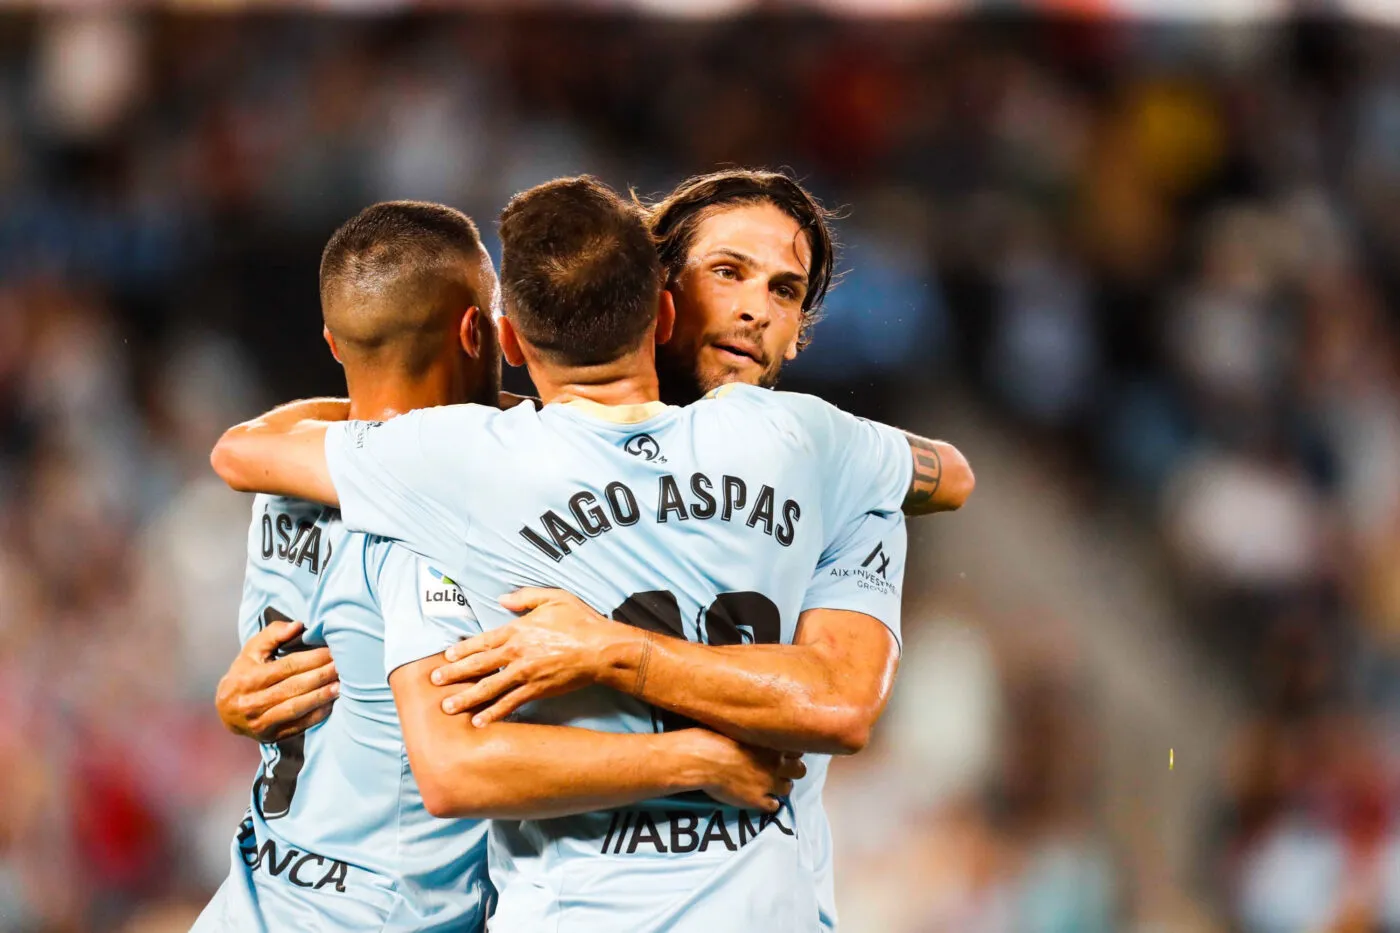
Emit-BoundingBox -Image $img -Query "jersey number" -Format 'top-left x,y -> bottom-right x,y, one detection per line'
252,607 -> 315,820
610,590 -> 780,734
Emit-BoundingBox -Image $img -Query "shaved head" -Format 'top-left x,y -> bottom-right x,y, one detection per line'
319,201 -> 496,380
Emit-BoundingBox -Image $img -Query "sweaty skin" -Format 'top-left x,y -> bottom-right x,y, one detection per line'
438,591 -> 898,755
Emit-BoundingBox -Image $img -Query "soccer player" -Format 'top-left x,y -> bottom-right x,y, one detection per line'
216,169 -> 974,930
208,176 -> 947,932
194,201 -> 803,933
428,169 -> 973,931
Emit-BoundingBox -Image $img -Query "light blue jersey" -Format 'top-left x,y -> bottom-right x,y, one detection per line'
322,385 -> 912,933
796,509 -> 908,932
192,495 -> 491,933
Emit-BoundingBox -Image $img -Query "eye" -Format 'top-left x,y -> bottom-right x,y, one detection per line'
713,265 -> 738,280
774,284 -> 798,301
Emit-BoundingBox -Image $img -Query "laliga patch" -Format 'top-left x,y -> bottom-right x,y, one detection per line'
419,562 -> 472,618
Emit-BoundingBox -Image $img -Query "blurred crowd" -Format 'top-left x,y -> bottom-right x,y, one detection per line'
4,10 -> 1400,932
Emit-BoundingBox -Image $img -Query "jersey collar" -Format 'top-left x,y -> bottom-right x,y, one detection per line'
558,398 -> 671,425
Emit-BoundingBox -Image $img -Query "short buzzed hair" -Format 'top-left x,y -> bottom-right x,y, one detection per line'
498,176 -> 661,366
646,169 -> 836,350
319,201 -> 488,375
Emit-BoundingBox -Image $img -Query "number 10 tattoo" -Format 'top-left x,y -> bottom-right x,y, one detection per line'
902,434 -> 943,514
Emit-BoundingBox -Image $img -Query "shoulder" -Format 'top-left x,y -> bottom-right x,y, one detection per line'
338,403 -> 501,447
417,401 -> 531,444
698,385 -> 833,446
703,384 -> 830,419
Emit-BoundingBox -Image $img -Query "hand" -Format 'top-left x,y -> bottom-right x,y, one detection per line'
430,588 -> 636,725
685,731 -> 806,813
216,621 -> 340,743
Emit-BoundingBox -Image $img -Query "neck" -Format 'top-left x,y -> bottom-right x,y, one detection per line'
526,342 -> 661,408
343,363 -> 471,421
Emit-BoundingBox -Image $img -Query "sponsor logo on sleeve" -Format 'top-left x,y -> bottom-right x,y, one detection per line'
825,540 -> 898,596
419,562 -> 472,618
862,542 -> 891,579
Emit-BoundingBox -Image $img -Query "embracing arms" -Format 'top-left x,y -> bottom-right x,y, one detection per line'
209,399 -> 972,520
390,655 -> 802,820
433,594 -> 898,757
210,398 -> 345,503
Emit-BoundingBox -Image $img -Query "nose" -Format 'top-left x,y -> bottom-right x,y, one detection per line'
734,279 -> 771,327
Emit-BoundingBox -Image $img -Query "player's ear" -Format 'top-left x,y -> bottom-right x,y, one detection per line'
655,289 -> 676,346
497,315 -> 526,368
323,326 -> 343,365
460,306 -> 484,359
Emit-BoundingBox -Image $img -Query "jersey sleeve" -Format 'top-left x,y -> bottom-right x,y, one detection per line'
768,390 -> 913,521
323,406 -> 484,560
802,510 -> 908,649
371,540 -> 484,679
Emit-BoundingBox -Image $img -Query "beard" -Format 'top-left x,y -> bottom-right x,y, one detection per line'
657,339 -> 782,406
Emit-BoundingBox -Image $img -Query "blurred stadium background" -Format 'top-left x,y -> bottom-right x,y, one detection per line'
5,2 -> 1400,931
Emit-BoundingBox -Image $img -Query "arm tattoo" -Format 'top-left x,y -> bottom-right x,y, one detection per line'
903,433 -> 943,515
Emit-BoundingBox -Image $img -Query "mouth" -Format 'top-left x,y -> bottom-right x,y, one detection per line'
711,340 -> 764,368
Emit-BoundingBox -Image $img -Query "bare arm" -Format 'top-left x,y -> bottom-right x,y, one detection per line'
390,655 -> 802,820
610,607 -> 898,755
432,592 -> 899,756
209,398 -> 347,503
901,431 -> 974,515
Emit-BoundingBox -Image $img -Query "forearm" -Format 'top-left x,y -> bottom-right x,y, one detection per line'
210,399 -> 345,501
901,431 -> 974,515
600,635 -> 869,755
413,722 -> 710,820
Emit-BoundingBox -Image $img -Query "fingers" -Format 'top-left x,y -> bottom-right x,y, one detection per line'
469,680 -> 550,727
776,755 -> 807,781
243,620 -> 305,661
433,647 -> 509,688
263,672 -> 341,728
264,704 -> 335,743
263,663 -> 340,712
498,587 -> 562,613
441,665 -> 526,715
443,629 -> 509,663
253,647 -> 334,690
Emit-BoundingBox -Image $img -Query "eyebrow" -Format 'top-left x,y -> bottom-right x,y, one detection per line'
706,248 -> 809,293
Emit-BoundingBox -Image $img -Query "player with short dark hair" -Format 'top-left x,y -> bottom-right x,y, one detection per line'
194,198 -> 797,933
208,174 -> 930,931
318,200 -> 501,388
428,169 -> 969,932
498,175 -> 663,365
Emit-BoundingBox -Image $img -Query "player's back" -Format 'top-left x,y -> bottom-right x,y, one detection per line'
193,495 -> 489,933
325,385 -> 912,933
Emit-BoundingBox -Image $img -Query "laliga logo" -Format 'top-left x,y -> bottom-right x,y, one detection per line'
624,433 -> 662,462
